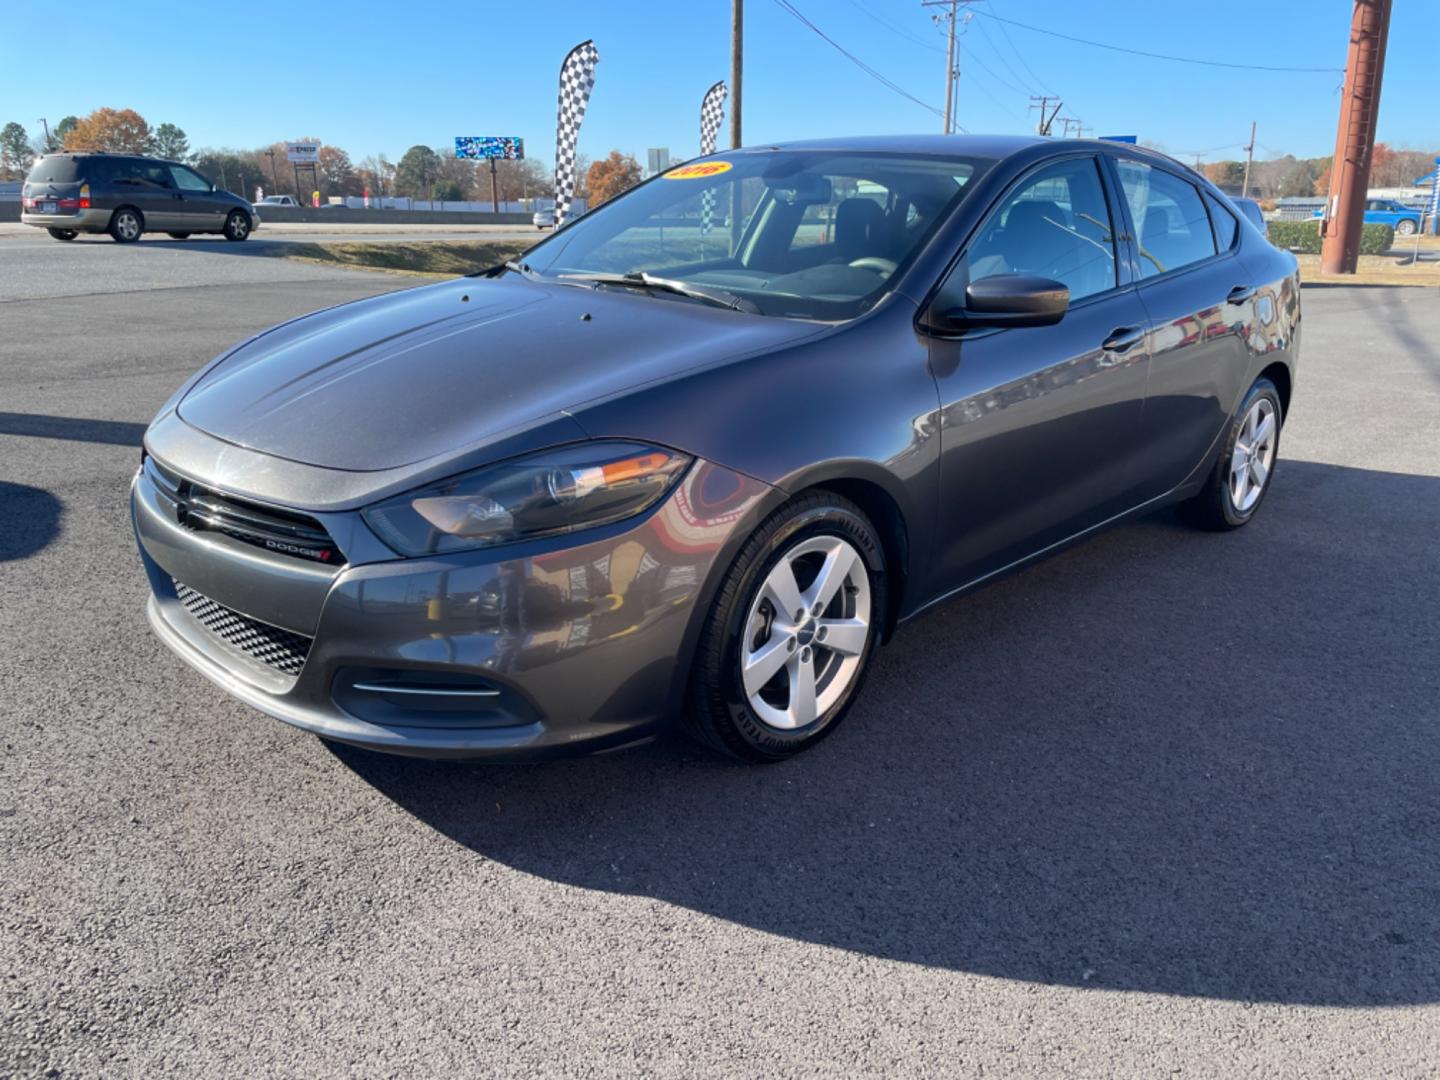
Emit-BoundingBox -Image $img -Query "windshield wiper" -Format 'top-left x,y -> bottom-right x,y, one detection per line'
557,271 -> 760,314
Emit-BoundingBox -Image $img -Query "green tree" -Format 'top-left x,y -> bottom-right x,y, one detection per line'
395,144 -> 440,198
191,149 -> 265,198
316,145 -> 355,192
0,122 -> 31,177
151,123 -> 190,161
53,116 -> 78,147
432,180 -> 463,202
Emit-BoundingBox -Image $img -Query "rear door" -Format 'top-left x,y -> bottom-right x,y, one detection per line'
1108,155 -> 1257,499
168,164 -> 229,232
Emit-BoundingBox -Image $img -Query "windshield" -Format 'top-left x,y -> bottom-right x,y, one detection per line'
522,150 -> 988,319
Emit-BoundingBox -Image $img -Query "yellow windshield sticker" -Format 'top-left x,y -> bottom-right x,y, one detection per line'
664,161 -> 733,180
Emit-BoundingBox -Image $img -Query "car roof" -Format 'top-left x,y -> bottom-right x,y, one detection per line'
733,134 -> 1197,171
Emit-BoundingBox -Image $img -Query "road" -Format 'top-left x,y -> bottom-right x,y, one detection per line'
1,240 -> 1438,1077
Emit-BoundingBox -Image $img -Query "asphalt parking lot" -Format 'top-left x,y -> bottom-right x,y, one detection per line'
1,239 -> 1438,1077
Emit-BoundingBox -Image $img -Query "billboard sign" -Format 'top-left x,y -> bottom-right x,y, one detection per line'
285,141 -> 320,164
455,136 -> 524,160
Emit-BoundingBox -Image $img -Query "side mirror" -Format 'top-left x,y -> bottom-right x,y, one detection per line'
926,273 -> 1070,333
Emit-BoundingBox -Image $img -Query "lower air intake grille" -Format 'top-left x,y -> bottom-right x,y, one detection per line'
173,580 -> 313,676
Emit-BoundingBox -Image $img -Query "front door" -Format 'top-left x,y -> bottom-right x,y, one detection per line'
929,154 -> 1152,593
168,164 -> 229,233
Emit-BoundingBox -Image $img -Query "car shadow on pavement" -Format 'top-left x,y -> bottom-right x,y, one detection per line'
0,482 -> 62,561
332,459 -> 1440,1006
0,412 -> 146,447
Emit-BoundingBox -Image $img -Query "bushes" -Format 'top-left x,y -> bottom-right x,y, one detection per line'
1266,218 -> 1395,254
1359,222 -> 1396,254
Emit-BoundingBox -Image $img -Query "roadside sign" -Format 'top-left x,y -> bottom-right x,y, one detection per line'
455,136 -> 524,160
286,141 -> 320,164
1099,135 -> 1138,144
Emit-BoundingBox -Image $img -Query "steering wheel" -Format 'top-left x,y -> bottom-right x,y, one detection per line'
848,257 -> 898,276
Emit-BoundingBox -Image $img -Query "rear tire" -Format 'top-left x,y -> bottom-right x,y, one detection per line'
166,231 -> 191,240
223,211 -> 251,242
47,228 -> 78,241
1179,377 -> 1282,531
1396,218 -> 1418,237
685,492 -> 887,762
109,208 -> 143,243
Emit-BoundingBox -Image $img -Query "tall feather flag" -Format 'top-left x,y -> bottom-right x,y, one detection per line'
554,40 -> 600,227
699,80 -> 728,235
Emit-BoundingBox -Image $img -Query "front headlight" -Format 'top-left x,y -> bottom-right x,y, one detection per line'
362,442 -> 692,556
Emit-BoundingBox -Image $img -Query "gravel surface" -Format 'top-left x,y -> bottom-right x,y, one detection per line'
1,258 -> 1437,1077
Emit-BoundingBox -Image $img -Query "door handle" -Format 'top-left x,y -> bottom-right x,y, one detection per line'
1101,326 -> 1145,353
1227,284 -> 1256,304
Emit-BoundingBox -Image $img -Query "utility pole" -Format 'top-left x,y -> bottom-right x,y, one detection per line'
1321,0 -> 1393,275
1242,121 -> 1257,198
730,0 -> 743,149
924,1 -> 958,135
264,148 -> 279,195
37,118 -> 52,152
1058,116 -> 1082,138
1028,95 -> 1062,136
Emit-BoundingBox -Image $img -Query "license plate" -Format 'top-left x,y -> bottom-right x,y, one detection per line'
41,201 -> 57,214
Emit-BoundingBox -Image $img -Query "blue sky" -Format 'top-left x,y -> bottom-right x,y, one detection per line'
3,1 -> 1436,169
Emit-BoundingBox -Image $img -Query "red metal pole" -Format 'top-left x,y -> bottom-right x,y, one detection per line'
1320,0 -> 1393,275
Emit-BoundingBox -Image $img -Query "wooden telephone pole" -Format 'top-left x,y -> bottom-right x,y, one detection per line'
730,0 -> 743,149
1320,0 -> 1393,275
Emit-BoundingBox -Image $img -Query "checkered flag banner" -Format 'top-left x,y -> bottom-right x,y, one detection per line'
699,80 -> 728,235
554,39 -> 600,228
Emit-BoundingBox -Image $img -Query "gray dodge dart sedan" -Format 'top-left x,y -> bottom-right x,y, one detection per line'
132,135 -> 1300,762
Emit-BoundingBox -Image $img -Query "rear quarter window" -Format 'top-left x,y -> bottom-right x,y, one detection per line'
25,156 -> 86,184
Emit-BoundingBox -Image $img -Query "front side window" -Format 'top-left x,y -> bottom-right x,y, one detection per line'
1117,160 -> 1216,279
170,165 -> 211,192
522,151 -> 988,319
961,156 -> 1118,302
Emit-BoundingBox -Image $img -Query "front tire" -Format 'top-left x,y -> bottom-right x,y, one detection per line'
47,228 -> 78,241
223,211 -> 251,242
109,208 -> 143,243
1180,377 -> 1282,531
1396,218 -> 1418,237
685,493 -> 887,762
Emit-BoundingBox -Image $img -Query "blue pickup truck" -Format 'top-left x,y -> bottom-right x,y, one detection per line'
1313,198 -> 1422,236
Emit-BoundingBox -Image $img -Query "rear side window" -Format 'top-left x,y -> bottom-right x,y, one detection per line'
1204,193 -> 1239,251
25,156 -> 85,184
112,158 -> 175,189
1115,160 -> 1216,279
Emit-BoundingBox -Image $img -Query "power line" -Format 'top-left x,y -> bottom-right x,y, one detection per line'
842,0 -> 945,53
968,15 -> 1036,95
974,9 -> 1345,74
771,0 -> 948,121
989,2 -> 1054,95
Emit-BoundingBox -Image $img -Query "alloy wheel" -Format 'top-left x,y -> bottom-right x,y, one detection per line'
741,535 -> 871,730
1229,396 -> 1277,513
115,212 -> 139,241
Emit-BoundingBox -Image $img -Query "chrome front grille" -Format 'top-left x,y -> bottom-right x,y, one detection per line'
146,457 -> 344,566
173,580 -> 313,676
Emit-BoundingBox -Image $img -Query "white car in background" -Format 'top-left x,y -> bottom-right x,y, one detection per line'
254,195 -> 300,210
533,208 -> 555,230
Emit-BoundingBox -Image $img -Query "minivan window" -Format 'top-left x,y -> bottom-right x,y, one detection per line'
963,156 -> 1118,302
25,156 -> 85,184
170,165 -> 212,192
113,159 -> 174,189
1116,160 -> 1216,279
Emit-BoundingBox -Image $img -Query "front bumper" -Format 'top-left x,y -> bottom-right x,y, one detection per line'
131,448 -> 770,759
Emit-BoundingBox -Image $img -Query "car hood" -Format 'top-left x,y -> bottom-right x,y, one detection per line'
177,275 -> 824,471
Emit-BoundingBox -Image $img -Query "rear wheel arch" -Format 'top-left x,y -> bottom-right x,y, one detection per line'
1259,361 -> 1292,422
